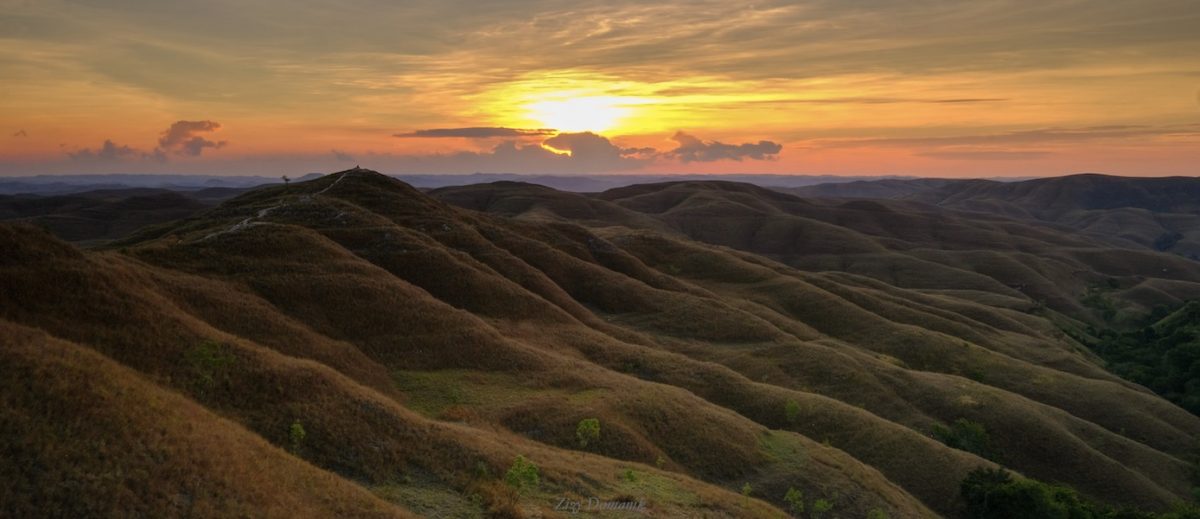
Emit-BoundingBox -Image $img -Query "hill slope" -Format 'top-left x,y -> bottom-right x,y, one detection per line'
4,168 -> 1200,517
0,188 -> 240,244
784,174 -> 1200,260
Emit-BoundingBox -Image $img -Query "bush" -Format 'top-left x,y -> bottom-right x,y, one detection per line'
504,455 -> 539,494
933,418 -> 996,460
186,340 -> 234,393
576,418 -> 600,448
783,487 -> 804,516
961,467 -> 1102,519
811,498 -> 833,518
784,399 -> 801,424
963,466 -> 1200,518
288,420 -> 306,453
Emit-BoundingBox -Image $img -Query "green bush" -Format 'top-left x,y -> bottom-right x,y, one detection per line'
288,420 -> 306,453
867,508 -> 889,519
811,498 -> 833,518
784,399 -> 801,424
953,467 -> 1200,519
576,418 -> 600,448
186,340 -> 234,393
623,468 -> 637,482
504,455 -> 539,494
783,487 -> 804,516
933,418 -> 996,461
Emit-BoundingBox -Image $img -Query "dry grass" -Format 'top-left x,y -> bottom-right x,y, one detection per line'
5,169 -> 1200,518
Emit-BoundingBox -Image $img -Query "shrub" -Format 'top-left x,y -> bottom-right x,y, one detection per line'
576,418 -> 600,448
288,420 -> 306,453
783,487 -> 804,516
623,468 -> 637,482
504,455 -> 539,494
784,399 -> 801,424
933,418 -> 996,460
186,339 -> 234,393
811,498 -> 833,518
741,482 -> 752,496
960,467 -> 1104,519
867,508 -> 888,519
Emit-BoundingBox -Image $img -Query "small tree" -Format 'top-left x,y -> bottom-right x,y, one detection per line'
783,487 -> 804,516
576,418 -> 601,448
504,455 -> 539,495
741,482 -> 753,496
281,175 -> 291,186
784,399 -> 801,425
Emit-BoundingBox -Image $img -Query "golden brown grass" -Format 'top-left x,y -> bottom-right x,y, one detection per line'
5,169 -> 1200,518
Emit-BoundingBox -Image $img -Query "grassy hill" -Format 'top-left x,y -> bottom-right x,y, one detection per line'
4,168 -> 1200,517
784,174 -> 1200,261
0,188 -> 240,244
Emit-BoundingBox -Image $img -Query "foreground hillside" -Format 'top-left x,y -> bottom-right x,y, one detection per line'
4,168 -> 1200,517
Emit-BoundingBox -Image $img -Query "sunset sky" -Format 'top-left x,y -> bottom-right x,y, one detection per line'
1,0 -> 1198,177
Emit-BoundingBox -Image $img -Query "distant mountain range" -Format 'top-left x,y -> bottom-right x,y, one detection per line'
0,172 -> 930,196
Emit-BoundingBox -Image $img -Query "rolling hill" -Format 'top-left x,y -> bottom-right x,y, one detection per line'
0,188 -> 242,244
785,174 -> 1200,261
4,168 -> 1200,518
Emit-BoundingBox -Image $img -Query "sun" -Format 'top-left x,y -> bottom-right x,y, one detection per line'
524,96 -> 633,133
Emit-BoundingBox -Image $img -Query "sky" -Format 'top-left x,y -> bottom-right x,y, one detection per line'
1,0 -> 1198,178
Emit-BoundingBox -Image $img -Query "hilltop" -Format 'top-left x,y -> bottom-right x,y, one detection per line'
3,168 -> 1200,517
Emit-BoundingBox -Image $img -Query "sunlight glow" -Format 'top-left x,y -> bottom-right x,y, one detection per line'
525,96 -> 632,133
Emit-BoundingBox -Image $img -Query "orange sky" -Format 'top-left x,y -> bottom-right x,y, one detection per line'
1,0 -> 1198,177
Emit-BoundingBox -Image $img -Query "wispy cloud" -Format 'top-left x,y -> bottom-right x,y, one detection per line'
331,149 -> 354,161
12,129 -> 27,137
917,150 -> 1055,161
820,124 -> 1200,149
394,127 -> 557,138
665,132 -> 782,162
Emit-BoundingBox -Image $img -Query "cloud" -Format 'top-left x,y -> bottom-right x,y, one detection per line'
544,131 -> 653,158
394,127 -> 557,138
666,132 -> 782,162
13,129 -> 27,137
739,97 -> 1009,106
157,120 -> 226,156
68,139 -> 140,159
331,149 -> 354,161
917,150 -> 1055,161
821,124 -> 1200,149
381,132 -> 651,174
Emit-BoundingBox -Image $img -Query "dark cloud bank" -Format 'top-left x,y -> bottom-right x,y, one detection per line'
394,128 -> 783,172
